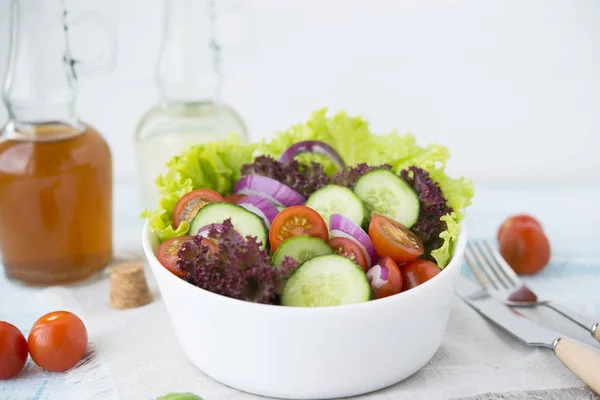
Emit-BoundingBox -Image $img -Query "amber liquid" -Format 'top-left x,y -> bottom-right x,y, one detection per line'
0,123 -> 112,285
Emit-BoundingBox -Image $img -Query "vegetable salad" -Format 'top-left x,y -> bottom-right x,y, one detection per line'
143,109 -> 474,307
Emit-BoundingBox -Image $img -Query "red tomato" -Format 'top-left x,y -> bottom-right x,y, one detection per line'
328,237 -> 369,271
269,206 -> 328,251
400,259 -> 441,291
224,193 -> 246,204
368,257 -> 403,299
0,321 -> 28,380
497,214 -> 542,241
498,220 -> 550,275
28,311 -> 87,373
172,189 -> 224,228
368,215 -> 424,263
200,238 -> 218,253
157,236 -> 193,278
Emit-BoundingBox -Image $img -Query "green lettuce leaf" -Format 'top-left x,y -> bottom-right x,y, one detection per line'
430,212 -> 462,268
141,135 -> 257,242
142,108 -> 474,266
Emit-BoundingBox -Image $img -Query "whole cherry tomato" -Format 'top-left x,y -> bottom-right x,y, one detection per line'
498,219 -> 550,275
400,259 -> 441,291
367,257 -> 403,299
28,311 -> 88,372
497,214 -> 542,242
0,321 -> 28,380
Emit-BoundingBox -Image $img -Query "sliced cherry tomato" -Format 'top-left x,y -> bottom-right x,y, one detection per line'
498,220 -> 550,275
368,215 -> 424,263
28,311 -> 87,373
224,193 -> 246,204
328,237 -> 368,271
368,257 -> 403,299
157,236 -> 193,278
497,214 -> 542,242
269,206 -> 328,251
0,321 -> 28,380
200,238 -> 218,253
172,189 -> 224,228
400,259 -> 441,291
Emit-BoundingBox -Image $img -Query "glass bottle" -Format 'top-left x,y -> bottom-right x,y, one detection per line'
0,0 -> 114,285
134,0 -> 248,208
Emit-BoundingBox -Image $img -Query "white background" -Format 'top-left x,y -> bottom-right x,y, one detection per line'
1,0 -> 599,183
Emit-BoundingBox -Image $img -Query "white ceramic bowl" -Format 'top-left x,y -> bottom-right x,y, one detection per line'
142,222 -> 466,399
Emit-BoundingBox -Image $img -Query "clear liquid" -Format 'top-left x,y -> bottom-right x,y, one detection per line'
134,101 -> 248,208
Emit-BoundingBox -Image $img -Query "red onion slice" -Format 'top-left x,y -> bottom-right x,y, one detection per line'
278,140 -> 345,171
234,175 -> 305,207
236,195 -> 279,228
367,264 -> 389,290
329,214 -> 377,267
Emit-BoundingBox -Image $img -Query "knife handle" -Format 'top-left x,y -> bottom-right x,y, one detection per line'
544,303 -> 600,343
554,338 -> 600,394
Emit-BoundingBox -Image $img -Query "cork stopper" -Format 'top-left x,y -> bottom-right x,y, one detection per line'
110,262 -> 153,309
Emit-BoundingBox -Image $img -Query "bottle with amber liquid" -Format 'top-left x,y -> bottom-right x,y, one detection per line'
0,0 -> 114,285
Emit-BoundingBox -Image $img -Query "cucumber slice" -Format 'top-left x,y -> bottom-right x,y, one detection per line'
281,254 -> 371,307
353,169 -> 420,228
272,236 -> 333,266
275,205 -> 286,212
190,202 -> 269,250
305,185 -> 365,228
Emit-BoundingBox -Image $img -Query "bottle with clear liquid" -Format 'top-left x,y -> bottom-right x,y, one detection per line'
0,0 -> 114,285
135,0 -> 248,208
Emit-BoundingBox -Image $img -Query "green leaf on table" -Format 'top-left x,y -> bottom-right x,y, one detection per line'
155,392 -> 203,400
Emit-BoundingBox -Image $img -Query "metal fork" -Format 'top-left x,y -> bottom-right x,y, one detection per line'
465,240 -> 600,344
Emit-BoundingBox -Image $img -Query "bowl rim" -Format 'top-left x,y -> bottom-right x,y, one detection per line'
142,220 -> 466,313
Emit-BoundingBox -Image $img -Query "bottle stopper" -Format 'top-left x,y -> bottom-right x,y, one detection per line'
109,262 -> 153,309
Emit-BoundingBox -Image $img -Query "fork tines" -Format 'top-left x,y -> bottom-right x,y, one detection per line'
465,240 -> 521,291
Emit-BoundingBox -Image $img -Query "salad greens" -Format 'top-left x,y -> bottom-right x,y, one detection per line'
332,163 -> 392,189
143,108 -> 474,268
240,155 -> 330,198
178,219 -> 297,304
401,166 -> 452,257
141,136 -> 255,240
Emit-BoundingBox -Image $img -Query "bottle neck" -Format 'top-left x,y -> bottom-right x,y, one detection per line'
2,0 -> 79,129
157,0 -> 222,104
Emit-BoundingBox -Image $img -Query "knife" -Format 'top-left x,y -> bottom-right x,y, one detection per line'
456,278 -> 600,394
